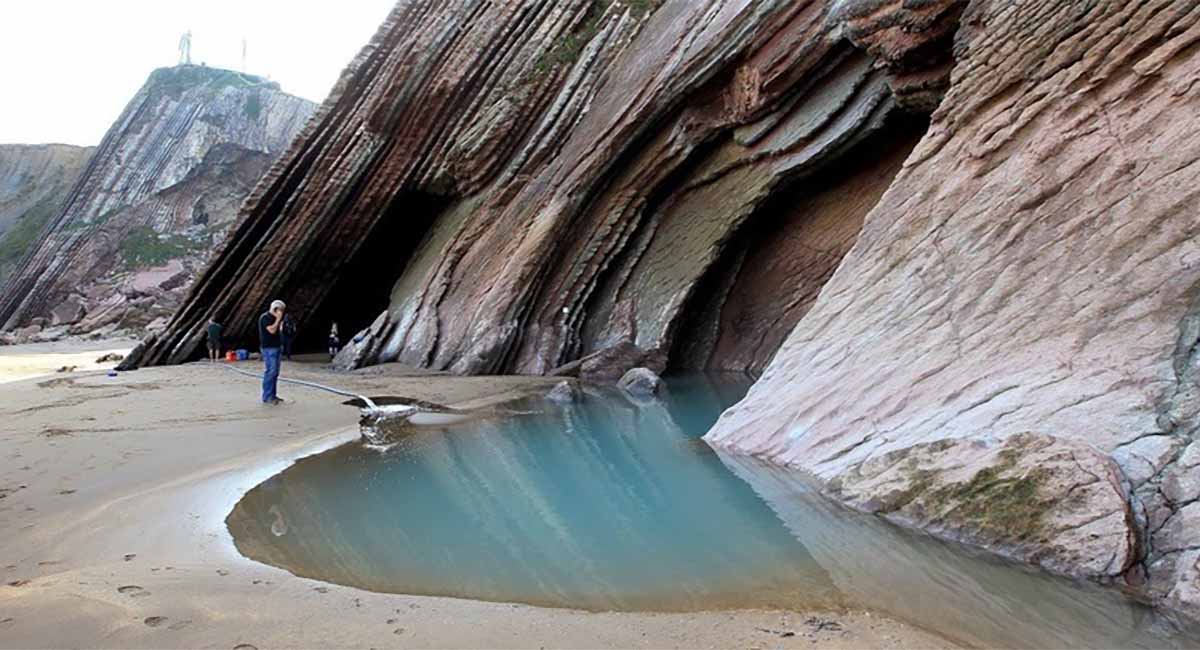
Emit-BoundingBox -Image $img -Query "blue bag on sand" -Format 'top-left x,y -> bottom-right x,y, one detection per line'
236,349 -> 249,361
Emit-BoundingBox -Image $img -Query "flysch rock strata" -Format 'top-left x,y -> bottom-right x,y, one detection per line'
0,66 -> 315,340
133,0 -> 956,377
0,144 -> 93,285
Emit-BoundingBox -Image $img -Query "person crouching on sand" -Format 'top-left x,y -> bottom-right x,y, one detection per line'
206,317 -> 223,362
260,300 -> 286,405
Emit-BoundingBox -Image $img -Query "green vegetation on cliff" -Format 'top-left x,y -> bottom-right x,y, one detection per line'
148,65 -> 280,101
119,225 -> 205,268
884,448 -> 1054,544
244,92 -> 264,121
0,196 -> 59,284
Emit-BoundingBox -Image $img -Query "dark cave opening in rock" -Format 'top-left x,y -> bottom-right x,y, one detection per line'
293,192 -> 450,354
668,113 -> 930,374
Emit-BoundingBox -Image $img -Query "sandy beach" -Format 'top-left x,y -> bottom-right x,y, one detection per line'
0,340 -> 955,649
0,338 -> 140,385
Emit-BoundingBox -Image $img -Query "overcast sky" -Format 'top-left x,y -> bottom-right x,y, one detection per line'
0,0 -> 398,146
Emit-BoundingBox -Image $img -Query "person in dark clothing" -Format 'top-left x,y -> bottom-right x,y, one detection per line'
206,318 -> 223,362
281,314 -> 297,360
259,300 -> 286,405
328,322 -> 341,361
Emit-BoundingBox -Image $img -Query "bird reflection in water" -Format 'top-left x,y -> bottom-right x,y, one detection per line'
268,504 -> 288,537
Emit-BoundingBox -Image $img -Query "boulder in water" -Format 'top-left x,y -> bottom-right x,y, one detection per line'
546,380 -> 581,404
618,368 -> 662,398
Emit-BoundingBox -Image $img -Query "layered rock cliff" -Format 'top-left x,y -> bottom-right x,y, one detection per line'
0,66 -> 315,339
707,0 -> 1200,620
0,144 -> 93,284
132,0 -> 952,375
127,0 -> 1200,619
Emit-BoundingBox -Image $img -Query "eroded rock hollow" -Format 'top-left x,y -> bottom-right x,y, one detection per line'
128,0 -> 1200,618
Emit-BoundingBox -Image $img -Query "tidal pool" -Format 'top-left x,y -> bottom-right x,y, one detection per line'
228,375 -> 1198,648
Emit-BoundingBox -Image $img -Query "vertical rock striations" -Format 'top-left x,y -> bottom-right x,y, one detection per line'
0,66 -> 314,338
0,144 -> 93,284
132,0 -> 939,377
707,0 -> 1200,619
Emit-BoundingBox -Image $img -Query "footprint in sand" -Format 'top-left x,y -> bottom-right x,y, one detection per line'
6,580 -> 30,587
123,554 -> 136,562
57,489 -> 76,496
168,620 -> 192,631
144,616 -> 168,628
0,617 -> 13,629
117,585 -> 150,598
233,645 -> 258,650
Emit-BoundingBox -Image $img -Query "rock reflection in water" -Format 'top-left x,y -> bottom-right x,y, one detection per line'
717,454 -> 1198,649
228,375 -> 841,612
228,374 -> 1200,648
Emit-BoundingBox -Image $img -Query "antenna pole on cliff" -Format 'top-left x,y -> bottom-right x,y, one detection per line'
179,30 -> 193,65
241,38 -> 247,73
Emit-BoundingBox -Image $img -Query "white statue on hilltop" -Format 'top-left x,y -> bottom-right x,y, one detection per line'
179,30 -> 193,65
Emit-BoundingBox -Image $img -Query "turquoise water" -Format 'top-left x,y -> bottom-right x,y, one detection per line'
228,375 -> 1198,648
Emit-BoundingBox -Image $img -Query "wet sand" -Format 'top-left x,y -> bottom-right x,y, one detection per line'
0,341 -> 956,649
0,337 -> 139,385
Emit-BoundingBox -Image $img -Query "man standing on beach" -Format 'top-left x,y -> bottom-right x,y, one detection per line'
206,318 -> 223,362
259,300 -> 286,405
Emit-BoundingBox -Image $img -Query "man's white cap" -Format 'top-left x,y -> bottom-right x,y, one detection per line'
270,300 -> 286,311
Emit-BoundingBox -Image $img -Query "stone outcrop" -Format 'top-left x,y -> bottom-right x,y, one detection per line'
0,65 -> 315,339
129,0 -> 934,374
0,144 -> 93,284
618,367 -> 663,398
718,453 -> 1195,649
825,433 -> 1139,579
546,380 -> 583,405
707,0 -> 1200,620
123,0 -> 1200,619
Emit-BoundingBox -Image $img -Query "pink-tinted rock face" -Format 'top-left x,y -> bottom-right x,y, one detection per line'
707,0 -> 1200,618
126,0 -> 1200,619
0,66 -> 314,336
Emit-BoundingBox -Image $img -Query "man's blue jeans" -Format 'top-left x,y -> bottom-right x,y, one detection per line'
261,347 -> 281,403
